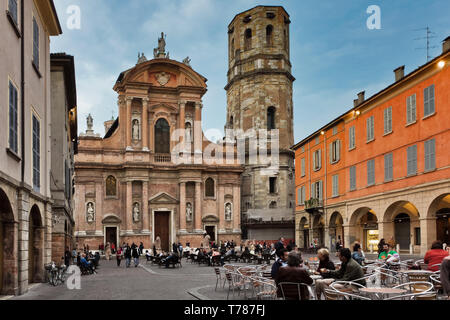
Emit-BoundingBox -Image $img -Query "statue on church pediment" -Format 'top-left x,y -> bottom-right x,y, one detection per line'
154,32 -> 168,58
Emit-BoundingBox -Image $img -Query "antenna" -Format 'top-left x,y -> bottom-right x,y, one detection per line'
414,26 -> 438,62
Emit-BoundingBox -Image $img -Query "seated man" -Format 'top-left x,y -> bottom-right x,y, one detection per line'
162,251 -> 179,268
315,248 -> 365,300
80,253 -> 96,274
271,248 -> 289,279
145,250 -> 152,261
276,252 -> 314,300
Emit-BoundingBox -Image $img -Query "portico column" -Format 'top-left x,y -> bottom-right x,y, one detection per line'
126,181 -> 133,233
142,98 -> 149,151
195,182 -> 202,232
194,102 -> 202,164
179,101 -> 186,146
142,181 -> 150,234
233,184 -> 240,233
126,97 -> 133,150
179,182 -> 187,233
218,185 -> 225,233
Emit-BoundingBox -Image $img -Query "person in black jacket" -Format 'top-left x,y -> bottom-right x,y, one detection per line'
64,247 -> 72,266
124,243 -> 132,268
275,238 -> 285,256
271,248 -> 289,279
131,243 -> 140,267
315,248 -> 335,278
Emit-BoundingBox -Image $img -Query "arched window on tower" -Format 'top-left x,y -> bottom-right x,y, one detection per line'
155,118 -> 170,154
266,25 -> 273,46
267,107 -> 276,131
205,178 -> 215,197
244,29 -> 252,51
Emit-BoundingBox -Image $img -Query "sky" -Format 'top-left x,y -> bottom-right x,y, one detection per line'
50,0 -> 450,143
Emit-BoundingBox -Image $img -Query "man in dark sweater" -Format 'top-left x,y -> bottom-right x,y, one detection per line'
315,248 -> 365,299
271,248 -> 289,279
276,252 -> 313,300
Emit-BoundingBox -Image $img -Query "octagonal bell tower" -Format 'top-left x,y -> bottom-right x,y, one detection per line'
225,6 -> 295,240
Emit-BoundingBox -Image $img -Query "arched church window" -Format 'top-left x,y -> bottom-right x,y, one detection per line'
205,178 -> 215,197
106,175 -> 117,196
155,118 -> 170,154
266,25 -> 273,46
244,29 -> 252,51
267,107 -> 276,130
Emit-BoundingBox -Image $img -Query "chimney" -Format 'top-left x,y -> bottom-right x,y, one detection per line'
357,91 -> 365,104
394,66 -> 405,82
353,99 -> 359,107
443,36 -> 450,53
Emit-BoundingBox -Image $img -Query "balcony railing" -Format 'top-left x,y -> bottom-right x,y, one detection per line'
304,198 -> 324,214
154,154 -> 171,163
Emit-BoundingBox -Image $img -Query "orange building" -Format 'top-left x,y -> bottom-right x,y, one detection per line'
293,37 -> 450,255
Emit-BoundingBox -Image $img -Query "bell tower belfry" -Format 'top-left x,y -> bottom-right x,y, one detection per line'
225,6 -> 295,240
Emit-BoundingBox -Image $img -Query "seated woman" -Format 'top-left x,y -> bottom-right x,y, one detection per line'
275,252 -> 313,300
424,241 -> 449,272
315,248 -> 335,277
352,243 -> 365,265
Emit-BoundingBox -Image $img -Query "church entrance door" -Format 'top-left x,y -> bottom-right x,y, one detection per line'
154,212 -> 170,251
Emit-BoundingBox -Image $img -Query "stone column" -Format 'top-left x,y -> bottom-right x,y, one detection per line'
179,182 -> 187,233
126,97 -> 133,150
420,217 -> 436,256
233,184 -> 241,233
126,181 -> 133,233
95,182 -> 103,236
218,185 -> 225,233
17,189 -> 29,295
142,98 -> 149,151
195,182 -> 202,232
142,181 -> 150,234
179,100 -> 186,146
194,102 -> 203,164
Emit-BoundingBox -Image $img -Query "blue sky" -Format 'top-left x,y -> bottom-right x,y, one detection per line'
51,0 -> 450,143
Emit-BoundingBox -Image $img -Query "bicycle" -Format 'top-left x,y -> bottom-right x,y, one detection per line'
44,262 -> 67,286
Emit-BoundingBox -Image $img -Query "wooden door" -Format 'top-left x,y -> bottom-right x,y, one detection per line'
437,217 -> 450,244
106,227 -> 117,249
155,212 -> 170,251
205,226 -> 216,242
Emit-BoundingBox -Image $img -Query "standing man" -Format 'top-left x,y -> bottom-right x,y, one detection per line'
64,247 -> 72,266
116,246 -> 123,267
139,242 -> 144,256
124,243 -> 131,268
275,237 -> 285,257
131,243 -> 140,267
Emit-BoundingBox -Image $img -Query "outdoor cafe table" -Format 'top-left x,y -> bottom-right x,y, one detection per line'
359,287 -> 407,300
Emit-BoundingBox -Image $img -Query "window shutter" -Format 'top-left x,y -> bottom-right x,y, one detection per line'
329,143 -> 333,164
430,139 -> 435,170
311,183 -> 315,199
366,118 -> 370,141
318,181 -> 323,200
317,149 -> 322,170
424,87 -> 430,116
313,152 -> 316,170
429,85 -> 435,114
336,140 -> 341,161
412,95 -> 416,122
302,187 -> 305,205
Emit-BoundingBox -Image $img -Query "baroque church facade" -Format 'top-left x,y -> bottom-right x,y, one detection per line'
74,6 -> 295,250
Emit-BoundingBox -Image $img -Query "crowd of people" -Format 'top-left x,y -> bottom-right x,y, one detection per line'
269,237 -> 450,300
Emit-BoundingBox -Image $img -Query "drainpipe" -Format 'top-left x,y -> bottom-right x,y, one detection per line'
20,0 -> 25,183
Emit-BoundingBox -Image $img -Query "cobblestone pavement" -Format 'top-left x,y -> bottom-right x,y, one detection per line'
8,253 -> 423,300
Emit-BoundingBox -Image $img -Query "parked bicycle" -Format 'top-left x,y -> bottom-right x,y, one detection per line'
44,260 -> 67,286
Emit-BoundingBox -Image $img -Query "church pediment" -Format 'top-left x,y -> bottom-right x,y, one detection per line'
149,192 -> 178,204
102,214 -> 122,224
202,214 -> 220,223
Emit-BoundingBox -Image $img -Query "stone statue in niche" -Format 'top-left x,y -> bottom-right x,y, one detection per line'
186,202 -> 193,222
225,202 -> 232,221
86,202 -> 95,223
133,203 -> 140,222
132,119 -> 140,140
185,122 -> 192,144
